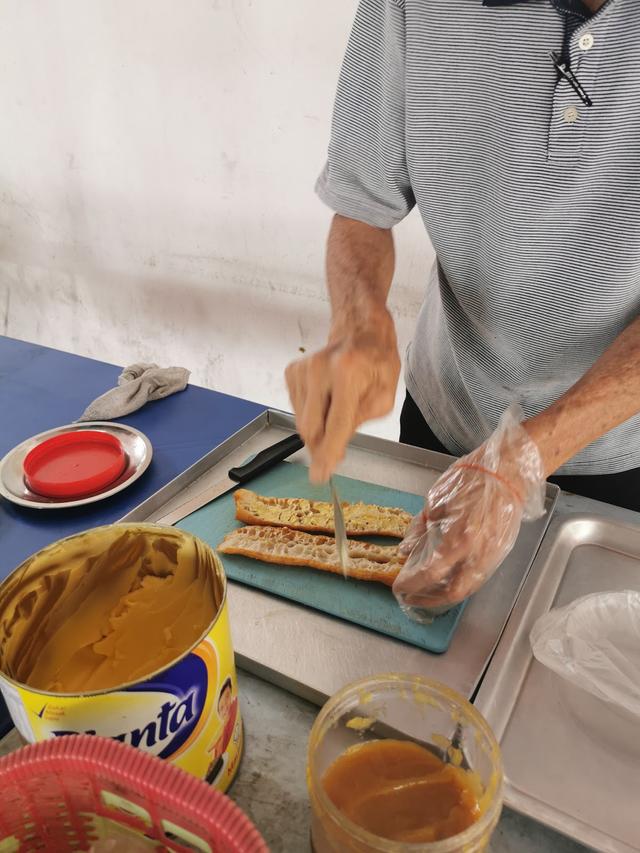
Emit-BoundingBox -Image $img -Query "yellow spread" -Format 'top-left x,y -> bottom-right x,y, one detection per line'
234,489 -> 412,538
322,739 -> 481,843
0,526 -> 221,693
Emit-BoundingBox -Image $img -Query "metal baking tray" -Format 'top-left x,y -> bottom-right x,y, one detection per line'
0,422 -> 152,509
122,409 -> 559,703
475,514 -> 640,853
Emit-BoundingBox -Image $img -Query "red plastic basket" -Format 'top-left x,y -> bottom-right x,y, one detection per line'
0,735 -> 268,852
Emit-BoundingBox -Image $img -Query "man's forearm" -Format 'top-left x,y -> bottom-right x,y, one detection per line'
326,214 -> 396,341
285,214 -> 400,481
525,315 -> 640,477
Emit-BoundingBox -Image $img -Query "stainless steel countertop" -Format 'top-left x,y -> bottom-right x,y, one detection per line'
477,492 -> 640,853
126,411 -> 559,705
0,667 -> 589,853
2,489 -> 630,850
221,488 -> 638,853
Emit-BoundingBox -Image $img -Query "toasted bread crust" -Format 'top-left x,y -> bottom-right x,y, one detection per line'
218,525 -> 404,586
233,489 -> 411,538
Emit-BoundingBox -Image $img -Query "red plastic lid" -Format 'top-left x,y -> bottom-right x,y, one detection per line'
23,430 -> 127,499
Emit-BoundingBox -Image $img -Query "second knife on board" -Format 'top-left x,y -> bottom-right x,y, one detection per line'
155,432 -> 304,525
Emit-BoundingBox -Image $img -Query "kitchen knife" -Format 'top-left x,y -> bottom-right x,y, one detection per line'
155,432 -> 304,526
330,475 -> 350,574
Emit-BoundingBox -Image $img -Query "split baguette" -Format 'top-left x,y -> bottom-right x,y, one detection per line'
218,525 -> 405,586
233,489 -> 412,539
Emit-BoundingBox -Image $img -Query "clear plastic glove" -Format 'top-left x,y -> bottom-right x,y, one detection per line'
393,405 -> 546,621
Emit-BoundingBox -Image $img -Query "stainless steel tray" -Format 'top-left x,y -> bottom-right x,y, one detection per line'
0,422 -> 152,509
475,514 -> 640,853
122,409 -> 558,703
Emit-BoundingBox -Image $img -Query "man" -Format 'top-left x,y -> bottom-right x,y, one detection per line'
205,678 -> 239,784
286,0 -> 640,609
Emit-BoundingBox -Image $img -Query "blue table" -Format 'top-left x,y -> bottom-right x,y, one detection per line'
0,335 -> 265,733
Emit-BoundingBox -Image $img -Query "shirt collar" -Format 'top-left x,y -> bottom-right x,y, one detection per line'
483,0 -> 592,16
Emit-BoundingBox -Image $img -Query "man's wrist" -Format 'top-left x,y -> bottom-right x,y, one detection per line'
329,303 -> 395,348
522,413 -> 563,479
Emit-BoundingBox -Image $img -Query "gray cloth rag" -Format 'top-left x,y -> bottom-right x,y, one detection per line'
78,362 -> 190,422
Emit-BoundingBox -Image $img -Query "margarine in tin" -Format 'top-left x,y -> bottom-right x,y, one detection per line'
0,524 -> 242,790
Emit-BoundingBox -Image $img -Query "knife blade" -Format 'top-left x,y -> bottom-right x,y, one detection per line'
155,432 -> 304,526
330,476 -> 350,575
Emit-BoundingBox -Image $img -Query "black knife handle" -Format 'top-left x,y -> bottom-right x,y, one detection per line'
228,433 -> 304,483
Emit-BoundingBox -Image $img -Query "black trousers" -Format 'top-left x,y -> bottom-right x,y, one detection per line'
400,392 -> 640,513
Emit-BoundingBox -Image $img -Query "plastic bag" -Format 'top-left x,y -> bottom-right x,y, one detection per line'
393,405 -> 546,621
530,590 -> 640,718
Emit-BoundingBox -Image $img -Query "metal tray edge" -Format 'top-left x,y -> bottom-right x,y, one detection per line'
503,785 -> 636,853
120,406 -> 559,524
118,410 -> 271,522
475,512 -> 640,853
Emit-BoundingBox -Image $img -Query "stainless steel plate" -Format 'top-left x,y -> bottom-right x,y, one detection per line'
475,514 -> 640,853
122,409 -> 559,705
0,422 -> 153,509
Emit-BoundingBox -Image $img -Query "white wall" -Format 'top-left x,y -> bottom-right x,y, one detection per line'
0,0 -> 434,439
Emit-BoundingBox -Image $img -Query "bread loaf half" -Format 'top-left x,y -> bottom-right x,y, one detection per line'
233,489 -> 412,538
218,525 -> 405,586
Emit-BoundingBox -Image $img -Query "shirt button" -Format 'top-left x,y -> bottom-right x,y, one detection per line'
579,32 -> 594,51
563,106 -> 579,123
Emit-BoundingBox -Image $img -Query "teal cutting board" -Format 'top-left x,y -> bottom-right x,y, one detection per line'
176,462 -> 466,653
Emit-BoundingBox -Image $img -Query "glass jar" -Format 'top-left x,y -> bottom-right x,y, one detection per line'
308,674 -> 503,853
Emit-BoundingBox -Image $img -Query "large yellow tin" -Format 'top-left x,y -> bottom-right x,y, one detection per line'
0,524 -> 242,791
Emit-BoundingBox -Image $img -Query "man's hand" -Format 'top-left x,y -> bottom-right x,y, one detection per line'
395,308 -> 640,617
286,214 -> 398,483
393,406 -> 546,615
286,310 -> 400,483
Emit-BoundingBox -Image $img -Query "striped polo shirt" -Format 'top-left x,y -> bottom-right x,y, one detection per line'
316,0 -> 640,475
